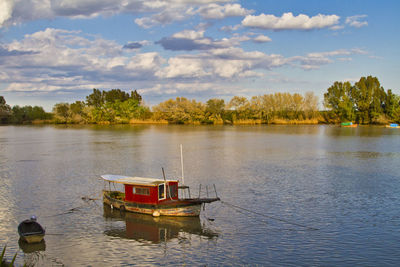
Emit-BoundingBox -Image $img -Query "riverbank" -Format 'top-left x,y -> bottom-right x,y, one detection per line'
6,118 -> 396,126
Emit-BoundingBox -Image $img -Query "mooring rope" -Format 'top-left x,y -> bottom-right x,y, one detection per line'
40,193 -> 100,218
221,200 -> 319,231
41,206 -> 84,218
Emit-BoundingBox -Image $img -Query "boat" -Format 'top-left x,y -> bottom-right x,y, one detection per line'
386,123 -> 400,128
18,216 -> 45,244
102,174 -> 220,217
341,122 -> 358,127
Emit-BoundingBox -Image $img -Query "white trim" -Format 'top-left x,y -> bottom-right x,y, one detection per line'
102,174 -> 177,186
158,183 -> 166,201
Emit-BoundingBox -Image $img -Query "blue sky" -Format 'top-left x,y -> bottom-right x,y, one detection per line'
0,0 -> 399,111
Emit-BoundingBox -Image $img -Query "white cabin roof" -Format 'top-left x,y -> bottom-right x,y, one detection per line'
101,174 -> 178,186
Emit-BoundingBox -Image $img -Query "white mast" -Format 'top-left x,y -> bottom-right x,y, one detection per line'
180,144 -> 185,185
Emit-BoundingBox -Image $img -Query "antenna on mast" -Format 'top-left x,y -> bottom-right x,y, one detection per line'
180,144 -> 185,185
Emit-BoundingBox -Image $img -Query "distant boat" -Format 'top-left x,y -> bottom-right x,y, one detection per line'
341,122 -> 358,127
386,123 -> 400,128
18,217 -> 45,244
102,174 -> 220,217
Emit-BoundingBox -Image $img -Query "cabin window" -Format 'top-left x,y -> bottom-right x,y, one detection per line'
158,183 -> 166,200
167,184 -> 177,198
133,187 -> 150,196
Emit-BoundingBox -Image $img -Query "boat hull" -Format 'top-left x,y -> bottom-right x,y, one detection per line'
18,220 -> 45,244
103,191 -> 203,217
20,234 -> 45,244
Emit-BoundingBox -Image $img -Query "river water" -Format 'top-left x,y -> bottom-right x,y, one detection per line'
0,125 -> 399,266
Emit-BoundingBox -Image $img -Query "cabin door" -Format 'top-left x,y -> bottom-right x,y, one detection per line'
158,183 -> 166,200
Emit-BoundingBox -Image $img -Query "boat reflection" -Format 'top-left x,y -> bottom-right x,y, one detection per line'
18,238 -> 46,253
103,205 -> 218,243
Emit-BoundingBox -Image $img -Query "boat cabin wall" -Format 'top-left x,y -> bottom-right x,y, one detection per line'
125,184 -> 157,204
124,181 -> 179,204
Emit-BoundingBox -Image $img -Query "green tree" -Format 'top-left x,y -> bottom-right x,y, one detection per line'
9,105 -> 51,123
206,98 -> 225,123
152,97 -> 205,124
289,93 -> 304,120
324,81 -> 355,122
0,96 -> 11,123
260,94 -> 276,122
53,103 -> 70,123
68,101 -> 87,123
228,96 -> 250,120
384,89 -> 400,120
86,89 -> 104,108
130,90 -> 142,104
10,106 -> 22,123
70,101 -> 85,115
80,89 -> 147,123
353,76 -> 386,124
31,106 -> 50,120
104,89 -> 130,104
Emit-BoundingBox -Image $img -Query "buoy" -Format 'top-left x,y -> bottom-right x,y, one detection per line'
152,210 -> 160,217
110,204 -> 113,209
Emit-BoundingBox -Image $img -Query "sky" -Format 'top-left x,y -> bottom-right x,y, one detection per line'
0,0 -> 399,111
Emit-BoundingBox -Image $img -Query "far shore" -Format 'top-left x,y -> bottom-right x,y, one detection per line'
10,118 -> 394,126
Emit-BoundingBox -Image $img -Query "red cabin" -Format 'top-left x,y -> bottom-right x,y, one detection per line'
124,180 -> 179,204
102,175 -> 179,205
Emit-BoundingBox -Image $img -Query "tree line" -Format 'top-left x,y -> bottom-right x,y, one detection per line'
324,76 -> 400,124
152,92 -> 319,124
1,76 -> 399,125
0,96 -> 52,124
52,89 -> 151,124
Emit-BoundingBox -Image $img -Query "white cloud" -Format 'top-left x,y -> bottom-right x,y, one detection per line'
345,15 -> 368,28
220,24 -> 241,32
135,6 -> 191,28
211,59 -> 249,78
157,30 -> 250,51
172,30 -> 205,40
157,57 -> 208,78
253,35 -> 272,43
1,28 -> 163,92
1,0 -> 53,27
337,57 -> 352,62
140,82 -> 233,101
126,52 -> 165,72
198,3 -> 253,19
290,48 -> 367,70
330,25 -> 344,31
348,48 -> 368,56
306,49 -> 352,58
0,0 -> 14,26
156,47 -> 288,80
242,12 -> 340,30
135,2 -> 250,28
0,0 -> 232,28
1,27 -> 370,101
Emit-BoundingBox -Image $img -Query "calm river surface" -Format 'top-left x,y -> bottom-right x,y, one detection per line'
1,125 -> 400,266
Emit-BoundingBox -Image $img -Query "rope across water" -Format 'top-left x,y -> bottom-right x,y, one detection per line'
221,200 -> 319,231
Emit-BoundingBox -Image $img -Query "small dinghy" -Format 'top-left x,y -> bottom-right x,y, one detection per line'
18,216 -> 45,244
